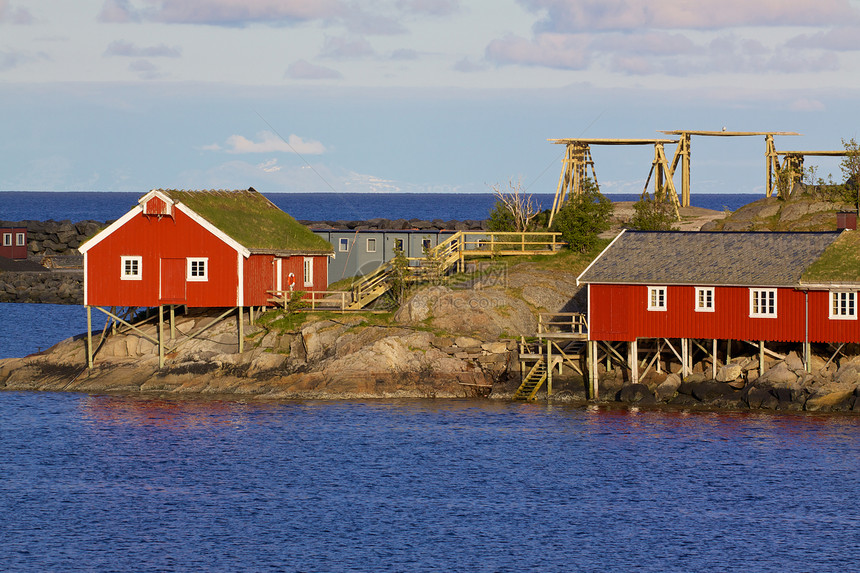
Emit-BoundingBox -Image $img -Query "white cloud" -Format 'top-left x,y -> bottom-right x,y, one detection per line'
0,1 -> 34,24
257,158 -> 282,173
320,35 -> 375,59
96,0 -> 405,34
207,131 -> 327,155
285,59 -> 342,79
787,26 -> 860,51
789,98 -> 827,112
396,0 -> 460,17
485,33 -> 590,69
452,57 -> 487,73
104,40 -> 181,58
518,0 -> 860,32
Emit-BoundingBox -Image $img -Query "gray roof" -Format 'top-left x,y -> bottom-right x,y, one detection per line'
578,231 -> 842,287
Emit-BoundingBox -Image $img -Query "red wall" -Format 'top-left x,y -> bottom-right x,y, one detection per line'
86,209 -> 239,307
0,227 -> 28,260
588,284 -> 860,343
243,254 -> 329,307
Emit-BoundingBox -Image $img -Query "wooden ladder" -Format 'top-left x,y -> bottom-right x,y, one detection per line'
513,359 -> 548,401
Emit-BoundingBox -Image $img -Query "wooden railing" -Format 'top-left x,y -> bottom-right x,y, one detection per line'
537,312 -> 588,335
267,290 -> 352,311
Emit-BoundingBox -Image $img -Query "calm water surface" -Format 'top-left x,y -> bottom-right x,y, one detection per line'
0,394 -> 857,572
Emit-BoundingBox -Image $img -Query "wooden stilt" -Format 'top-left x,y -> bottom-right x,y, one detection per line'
249,306 -> 255,325
681,338 -> 689,378
630,339 -> 639,384
759,341 -> 765,377
238,306 -> 244,354
712,339 -> 718,380
86,306 -> 93,369
804,341 -> 811,373
169,305 -> 175,341
546,338 -> 552,399
158,305 -> 164,369
656,340 -> 663,374
110,306 -> 117,336
727,339 -> 732,364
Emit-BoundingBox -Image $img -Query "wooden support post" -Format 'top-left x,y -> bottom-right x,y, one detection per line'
110,306 -> 117,336
681,338 -> 689,379
158,305 -> 164,369
546,338 -> 552,399
712,339 -> 718,380
238,306 -> 244,354
629,339 -> 639,384
804,342 -> 811,373
169,305 -> 175,341
759,341 -> 765,377
249,306 -> 254,325
86,306 -> 93,369
727,339 -> 732,364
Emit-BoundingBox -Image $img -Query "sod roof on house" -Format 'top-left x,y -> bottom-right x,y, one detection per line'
160,188 -> 332,254
801,230 -> 860,285
578,231 -> 842,287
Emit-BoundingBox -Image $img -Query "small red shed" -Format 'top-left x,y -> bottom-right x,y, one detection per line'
79,188 -> 332,308
577,230 -> 860,344
0,227 -> 28,260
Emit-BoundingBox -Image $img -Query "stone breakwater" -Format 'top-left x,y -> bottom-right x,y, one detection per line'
0,270 -> 83,304
300,217 -> 487,231
0,219 -> 103,260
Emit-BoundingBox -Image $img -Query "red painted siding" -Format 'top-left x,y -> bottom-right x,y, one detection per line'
143,196 -> 173,217
0,227 -> 28,260
241,254 -> 329,307
588,284 -> 859,343
86,209 -> 239,307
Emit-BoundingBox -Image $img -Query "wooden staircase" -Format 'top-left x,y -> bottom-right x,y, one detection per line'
513,358 -> 548,401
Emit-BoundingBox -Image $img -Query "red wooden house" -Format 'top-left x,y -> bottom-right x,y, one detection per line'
576,230 -> 860,386
79,188 -> 332,309
0,227 -> 28,260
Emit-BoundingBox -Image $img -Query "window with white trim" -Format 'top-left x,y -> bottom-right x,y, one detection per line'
187,257 -> 208,281
829,291 -> 856,319
16,233 -> 25,246
2,233 -> 11,246
366,238 -> 377,253
394,238 -> 404,252
750,288 -> 777,317
339,238 -> 349,252
303,257 -> 313,287
121,256 -> 142,280
695,287 -> 714,312
647,286 -> 667,311
422,239 -> 432,251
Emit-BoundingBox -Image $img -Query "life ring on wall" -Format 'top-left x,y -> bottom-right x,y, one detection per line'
287,272 -> 296,291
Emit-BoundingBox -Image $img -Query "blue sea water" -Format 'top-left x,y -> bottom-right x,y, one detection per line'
2,191 -> 857,572
0,191 -> 755,223
0,394 -> 857,573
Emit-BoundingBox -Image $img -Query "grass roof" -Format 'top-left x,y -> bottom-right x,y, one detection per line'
801,230 -> 860,284
160,188 -> 332,254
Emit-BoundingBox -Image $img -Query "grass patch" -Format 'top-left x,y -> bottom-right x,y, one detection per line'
164,189 -> 333,253
802,232 -> 860,283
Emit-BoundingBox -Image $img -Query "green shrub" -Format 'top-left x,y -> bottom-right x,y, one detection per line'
629,197 -> 677,231
552,178 -> 613,252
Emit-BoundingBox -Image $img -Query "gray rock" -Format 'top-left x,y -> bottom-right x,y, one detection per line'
655,373 -> 681,402
716,362 -> 743,382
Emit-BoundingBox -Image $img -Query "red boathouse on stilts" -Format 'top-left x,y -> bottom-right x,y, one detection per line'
78,187 -> 333,367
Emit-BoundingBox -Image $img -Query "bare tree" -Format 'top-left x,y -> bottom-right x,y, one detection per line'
489,178 -> 539,232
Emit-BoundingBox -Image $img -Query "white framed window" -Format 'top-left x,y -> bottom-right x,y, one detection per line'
750,288 -> 777,317
695,287 -> 714,312
187,257 -> 208,282
647,286 -> 667,311
2,233 -> 10,246
366,238 -> 377,253
16,233 -> 25,246
303,257 -> 313,287
829,291 -> 857,320
394,238 -> 404,252
121,256 -> 142,280
422,238 -> 432,251
339,238 -> 349,252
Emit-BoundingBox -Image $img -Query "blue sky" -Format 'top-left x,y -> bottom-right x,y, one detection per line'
2,0 -> 860,194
